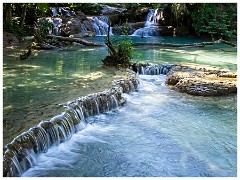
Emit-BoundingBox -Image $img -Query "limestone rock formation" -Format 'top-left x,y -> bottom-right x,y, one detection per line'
166,64 -> 237,96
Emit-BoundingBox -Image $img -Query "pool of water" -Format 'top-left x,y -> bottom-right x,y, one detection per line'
3,36 -> 237,177
84,36 -> 237,72
3,46 -> 112,145
22,75 -> 237,177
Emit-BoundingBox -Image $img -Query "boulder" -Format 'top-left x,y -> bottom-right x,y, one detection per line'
60,17 -> 94,37
60,17 -> 82,36
3,32 -> 19,46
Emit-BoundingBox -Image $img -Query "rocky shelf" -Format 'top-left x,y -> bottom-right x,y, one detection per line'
165,63 -> 237,96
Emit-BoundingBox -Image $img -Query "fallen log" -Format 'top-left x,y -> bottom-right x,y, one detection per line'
46,35 -> 105,46
31,43 -> 62,50
133,39 -> 236,47
219,39 -> 237,47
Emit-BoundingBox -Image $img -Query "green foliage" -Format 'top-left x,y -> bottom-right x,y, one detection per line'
36,3 -> 49,16
117,39 -> 134,62
115,21 -> 134,62
3,18 -> 26,37
69,3 -> 102,15
123,3 -> 166,10
191,3 -> 237,40
103,21 -> 134,67
36,18 -> 53,41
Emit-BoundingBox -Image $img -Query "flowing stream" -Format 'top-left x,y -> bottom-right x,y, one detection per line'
3,36 -> 237,177
22,74 -> 236,177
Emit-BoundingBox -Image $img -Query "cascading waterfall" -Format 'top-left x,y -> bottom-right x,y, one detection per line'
131,63 -> 175,75
132,9 -> 163,36
49,7 -> 72,36
50,18 -> 62,36
3,74 -> 139,177
37,17 -> 62,36
91,16 -> 113,36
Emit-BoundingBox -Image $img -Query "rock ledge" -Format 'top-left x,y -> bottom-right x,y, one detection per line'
166,63 -> 237,96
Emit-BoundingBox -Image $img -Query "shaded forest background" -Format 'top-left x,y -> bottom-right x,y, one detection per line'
3,3 -> 237,41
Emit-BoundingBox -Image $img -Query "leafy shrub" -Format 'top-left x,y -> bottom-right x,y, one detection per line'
3,19 -> 26,37
191,4 -> 237,40
36,18 -> 53,41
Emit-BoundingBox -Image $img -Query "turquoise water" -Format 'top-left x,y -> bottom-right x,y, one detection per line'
3,46 -> 109,145
22,75 -> 237,177
3,36 -> 237,177
85,36 -> 237,71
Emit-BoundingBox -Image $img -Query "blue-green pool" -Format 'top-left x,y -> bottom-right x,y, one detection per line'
3,36 -> 237,177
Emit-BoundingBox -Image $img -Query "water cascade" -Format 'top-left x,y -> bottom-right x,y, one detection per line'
3,75 -> 139,177
132,9 -> 163,37
37,17 -> 62,36
91,16 -> 113,36
49,7 -> 72,35
131,63 -> 175,75
49,18 -> 62,36
50,7 -> 71,17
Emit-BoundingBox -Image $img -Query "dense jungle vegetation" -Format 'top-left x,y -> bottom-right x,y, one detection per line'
3,3 -> 237,41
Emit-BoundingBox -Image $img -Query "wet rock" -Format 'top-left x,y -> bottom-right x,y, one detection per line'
3,32 -> 20,46
60,17 -> 94,37
130,63 -> 175,75
39,121 -> 54,130
99,4 -> 126,15
3,149 -> 19,177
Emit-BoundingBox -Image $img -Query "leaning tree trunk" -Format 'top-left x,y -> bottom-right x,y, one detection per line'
33,27 -> 43,44
102,22 -> 121,67
105,22 -> 117,56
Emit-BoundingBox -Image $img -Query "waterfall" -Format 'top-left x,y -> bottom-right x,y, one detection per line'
3,76 -> 139,177
51,7 -> 71,17
51,18 -> 62,36
132,9 -> 163,37
37,17 -> 62,36
131,63 -> 175,75
50,7 -> 59,17
91,16 -> 113,36
49,7 -> 72,35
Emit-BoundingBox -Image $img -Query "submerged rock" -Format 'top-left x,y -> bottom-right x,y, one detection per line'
166,64 -> 237,96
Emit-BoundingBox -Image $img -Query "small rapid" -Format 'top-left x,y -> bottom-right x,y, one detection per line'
20,74 -> 236,177
3,74 -> 139,177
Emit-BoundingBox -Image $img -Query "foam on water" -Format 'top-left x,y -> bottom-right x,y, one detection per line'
21,75 -> 236,177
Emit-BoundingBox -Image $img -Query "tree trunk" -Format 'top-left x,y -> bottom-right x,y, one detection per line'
33,27 -> 43,44
5,4 -> 12,25
20,4 -> 27,28
105,22 -> 117,55
46,35 -> 105,46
